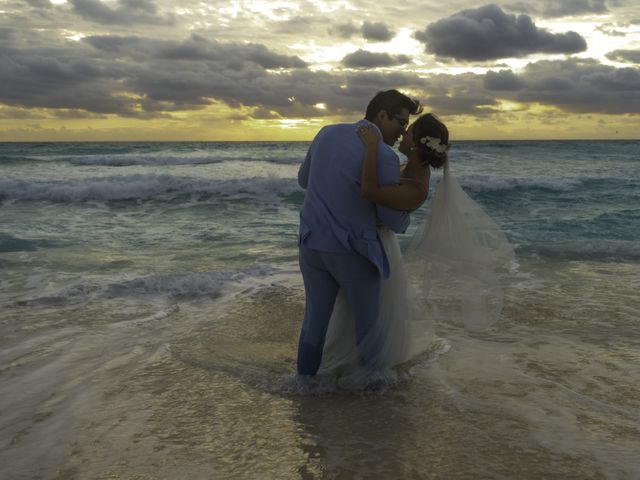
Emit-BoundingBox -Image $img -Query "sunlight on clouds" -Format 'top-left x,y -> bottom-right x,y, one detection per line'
380,28 -> 421,55
291,41 -> 357,67
278,119 -> 306,128
538,18 -> 631,63
423,65 -> 494,75
50,0 -> 67,4
518,103 -> 561,115
242,117 -> 327,139
492,100 -> 529,112
240,0 -> 300,20
292,28 -> 424,69
218,1 -> 242,19
588,30 -> 638,65
175,8 -> 195,16
310,0 -> 354,13
62,30 -> 87,42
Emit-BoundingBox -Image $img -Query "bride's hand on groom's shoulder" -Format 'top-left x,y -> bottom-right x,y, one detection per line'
357,124 -> 380,149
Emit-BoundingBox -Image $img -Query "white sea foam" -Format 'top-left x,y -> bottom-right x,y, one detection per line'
0,174 -> 301,202
457,174 -> 583,192
69,152 -> 227,166
56,150 -> 303,166
105,266 -> 273,299
14,266 -> 275,306
109,307 -> 181,328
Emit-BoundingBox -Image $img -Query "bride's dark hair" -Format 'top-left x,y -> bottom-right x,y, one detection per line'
412,113 -> 449,169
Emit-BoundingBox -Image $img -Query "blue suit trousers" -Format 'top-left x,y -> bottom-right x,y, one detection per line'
297,245 -> 381,376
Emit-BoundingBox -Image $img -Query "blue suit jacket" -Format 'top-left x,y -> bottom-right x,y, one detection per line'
298,120 -> 410,279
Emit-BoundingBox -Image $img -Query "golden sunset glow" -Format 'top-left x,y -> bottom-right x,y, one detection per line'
0,0 -> 638,140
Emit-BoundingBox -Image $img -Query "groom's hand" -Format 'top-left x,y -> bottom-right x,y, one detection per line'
357,124 -> 381,148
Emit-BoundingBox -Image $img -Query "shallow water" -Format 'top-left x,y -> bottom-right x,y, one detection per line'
2,265 -> 639,479
1,141 -> 640,479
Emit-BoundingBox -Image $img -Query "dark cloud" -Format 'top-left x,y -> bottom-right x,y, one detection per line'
0,27 -> 16,45
483,70 -> 526,90
502,2 -> 538,14
0,34 -> 310,117
70,0 -> 175,25
596,24 -> 627,37
411,59 -> 640,116
341,50 -> 411,68
273,15 -> 316,34
0,107 -> 47,119
330,21 -> 359,39
0,40 -> 137,114
415,4 -> 587,61
54,109 -> 108,119
329,20 -> 394,41
361,21 -> 394,42
0,30 -> 410,119
606,49 -> 640,64
493,59 -> 640,114
85,34 -> 308,69
84,35 -> 142,54
541,0 -> 608,18
2,24 -> 638,123
417,72 -> 499,116
427,93 -> 498,116
24,0 -> 52,8
174,68 -> 419,119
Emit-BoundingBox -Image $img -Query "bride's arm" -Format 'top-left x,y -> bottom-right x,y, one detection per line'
358,125 -> 428,212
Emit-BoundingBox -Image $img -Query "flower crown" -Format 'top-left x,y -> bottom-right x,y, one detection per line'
419,136 -> 450,154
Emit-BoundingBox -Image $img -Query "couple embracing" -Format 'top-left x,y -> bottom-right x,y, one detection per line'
295,89 -> 453,386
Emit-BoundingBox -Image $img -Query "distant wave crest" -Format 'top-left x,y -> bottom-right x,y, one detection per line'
29,151 -> 304,166
0,174 -> 302,202
458,174 -> 583,192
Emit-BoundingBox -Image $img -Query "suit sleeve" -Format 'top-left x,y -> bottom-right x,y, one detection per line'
298,145 -> 311,189
374,152 -> 410,233
298,127 -> 325,189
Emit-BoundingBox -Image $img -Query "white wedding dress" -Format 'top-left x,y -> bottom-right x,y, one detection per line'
318,163 -> 515,385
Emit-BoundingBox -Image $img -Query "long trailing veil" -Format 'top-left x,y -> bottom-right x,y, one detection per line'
406,160 -> 516,332
318,160 -> 515,384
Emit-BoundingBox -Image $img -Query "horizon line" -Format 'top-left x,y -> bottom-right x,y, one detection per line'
1,138 -> 638,143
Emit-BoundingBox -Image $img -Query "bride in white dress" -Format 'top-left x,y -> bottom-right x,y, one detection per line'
318,114 -> 514,386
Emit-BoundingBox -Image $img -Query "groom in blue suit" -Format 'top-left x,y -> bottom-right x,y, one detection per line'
297,90 -> 422,376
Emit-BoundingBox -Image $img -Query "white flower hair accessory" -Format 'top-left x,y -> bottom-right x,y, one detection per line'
419,136 -> 449,154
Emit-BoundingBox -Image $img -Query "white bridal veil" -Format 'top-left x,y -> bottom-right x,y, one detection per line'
319,162 -> 515,384
406,161 -> 516,332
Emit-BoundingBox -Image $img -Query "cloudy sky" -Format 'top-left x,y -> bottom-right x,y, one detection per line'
1,0 -> 639,140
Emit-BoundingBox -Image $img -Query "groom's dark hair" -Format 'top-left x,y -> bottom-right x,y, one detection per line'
365,90 -> 422,121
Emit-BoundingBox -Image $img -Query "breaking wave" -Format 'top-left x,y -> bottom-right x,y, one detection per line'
0,174 -> 302,202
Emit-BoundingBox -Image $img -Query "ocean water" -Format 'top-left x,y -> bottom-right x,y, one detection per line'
1,140 -> 639,479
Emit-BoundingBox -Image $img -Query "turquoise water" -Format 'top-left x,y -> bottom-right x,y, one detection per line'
1,141 -> 639,478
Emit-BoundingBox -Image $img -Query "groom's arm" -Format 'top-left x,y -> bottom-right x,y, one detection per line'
298,127 -> 326,189
374,153 -> 410,233
298,145 -> 312,189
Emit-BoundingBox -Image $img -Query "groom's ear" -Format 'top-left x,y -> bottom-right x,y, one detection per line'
373,110 -> 387,126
